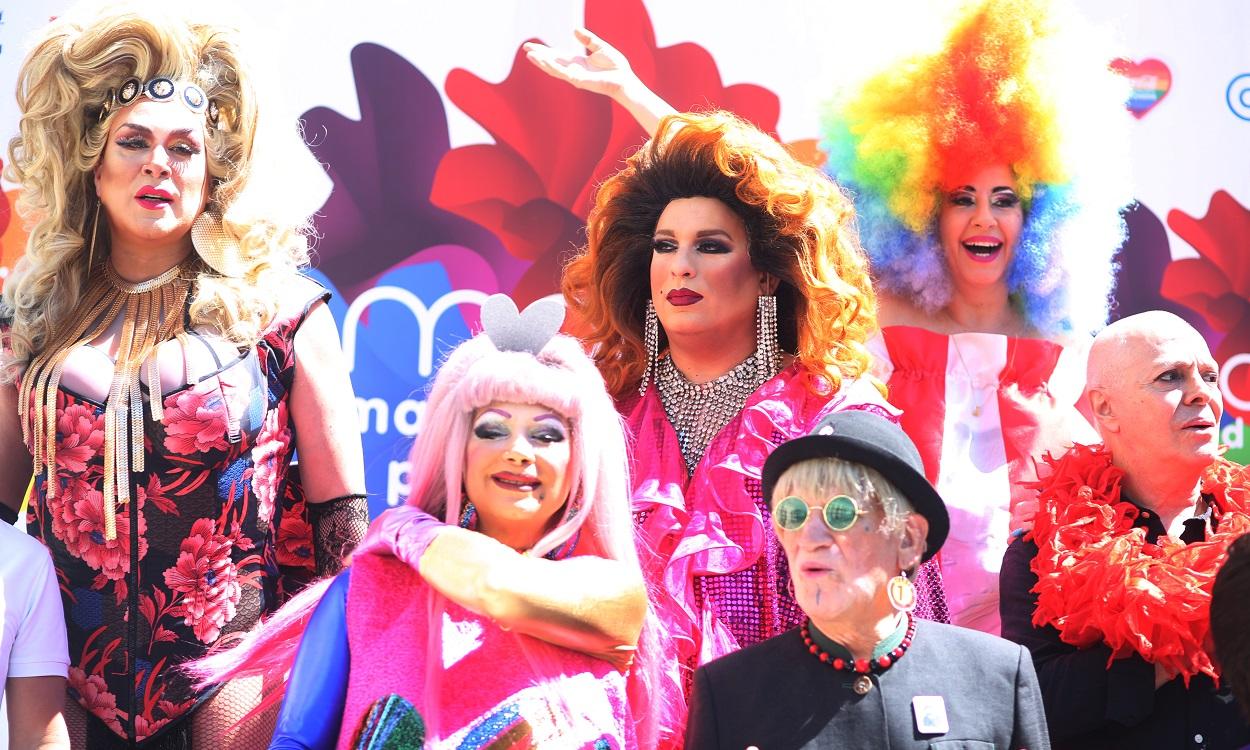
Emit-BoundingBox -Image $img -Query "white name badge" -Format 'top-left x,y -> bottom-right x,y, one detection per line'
912,695 -> 950,735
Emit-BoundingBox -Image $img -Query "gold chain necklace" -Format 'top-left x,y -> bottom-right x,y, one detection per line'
948,334 -> 1016,418
20,260 -> 194,540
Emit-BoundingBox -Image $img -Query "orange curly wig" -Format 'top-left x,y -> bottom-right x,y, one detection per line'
563,110 -> 879,401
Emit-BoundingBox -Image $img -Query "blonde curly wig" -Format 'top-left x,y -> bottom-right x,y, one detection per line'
1,3 -> 313,380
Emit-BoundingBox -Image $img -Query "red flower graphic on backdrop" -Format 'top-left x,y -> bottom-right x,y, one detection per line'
68,666 -> 124,734
1163,190 -> 1250,417
162,385 -> 230,456
0,159 -> 28,290
56,402 -> 105,473
163,517 -> 244,643
432,0 -> 780,306
134,714 -> 172,742
137,474 -> 178,516
299,43 -> 515,299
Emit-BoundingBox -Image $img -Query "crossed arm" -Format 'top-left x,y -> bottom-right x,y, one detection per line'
356,506 -> 649,671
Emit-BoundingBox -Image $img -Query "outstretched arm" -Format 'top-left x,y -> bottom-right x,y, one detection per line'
6,677 -> 69,750
357,506 -> 647,671
523,28 -> 675,138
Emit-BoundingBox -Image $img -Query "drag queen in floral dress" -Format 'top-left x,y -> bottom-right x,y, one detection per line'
0,6 -> 365,748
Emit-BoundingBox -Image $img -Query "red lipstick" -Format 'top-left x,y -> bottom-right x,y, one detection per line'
134,187 -> 174,211
666,289 -> 703,307
961,235 -> 1003,263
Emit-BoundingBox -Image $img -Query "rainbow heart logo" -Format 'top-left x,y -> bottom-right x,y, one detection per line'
1111,57 -> 1172,119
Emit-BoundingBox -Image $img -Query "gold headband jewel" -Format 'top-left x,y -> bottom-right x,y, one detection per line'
20,259 -> 195,540
99,76 -> 222,129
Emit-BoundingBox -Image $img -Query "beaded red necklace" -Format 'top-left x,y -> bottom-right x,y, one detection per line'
801,613 -> 916,694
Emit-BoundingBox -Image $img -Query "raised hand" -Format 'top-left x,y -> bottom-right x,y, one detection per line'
523,27 -> 675,137
523,27 -> 636,98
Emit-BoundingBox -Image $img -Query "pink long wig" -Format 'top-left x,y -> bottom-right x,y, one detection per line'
192,331 -> 677,748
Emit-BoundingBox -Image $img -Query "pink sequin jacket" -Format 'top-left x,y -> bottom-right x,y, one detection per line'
621,364 -> 901,671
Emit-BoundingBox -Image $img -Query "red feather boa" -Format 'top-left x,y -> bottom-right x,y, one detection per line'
1027,443 -> 1250,682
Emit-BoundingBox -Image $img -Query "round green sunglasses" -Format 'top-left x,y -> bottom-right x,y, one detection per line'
773,494 -> 866,532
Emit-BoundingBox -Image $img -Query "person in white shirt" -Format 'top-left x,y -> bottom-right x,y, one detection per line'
1,521 -> 69,750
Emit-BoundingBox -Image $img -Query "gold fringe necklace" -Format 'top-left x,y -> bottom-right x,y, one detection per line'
20,260 -> 194,540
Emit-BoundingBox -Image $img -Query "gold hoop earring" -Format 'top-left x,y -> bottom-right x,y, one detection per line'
191,210 -> 246,277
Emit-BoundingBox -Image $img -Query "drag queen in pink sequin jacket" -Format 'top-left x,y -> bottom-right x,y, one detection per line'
562,111 -> 948,682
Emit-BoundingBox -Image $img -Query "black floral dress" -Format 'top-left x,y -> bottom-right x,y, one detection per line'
19,280 -> 326,745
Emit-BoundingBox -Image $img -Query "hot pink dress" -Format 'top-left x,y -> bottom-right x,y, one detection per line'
340,552 -> 635,749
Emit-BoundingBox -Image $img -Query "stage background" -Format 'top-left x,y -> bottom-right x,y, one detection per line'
0,0 -> 1247,518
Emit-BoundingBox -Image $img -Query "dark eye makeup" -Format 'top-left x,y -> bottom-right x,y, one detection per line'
472,422 -> 510,440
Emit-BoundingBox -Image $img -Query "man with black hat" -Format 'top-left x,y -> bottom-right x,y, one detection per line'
685,410 -> 1049,749
1000,311 -> 1250,750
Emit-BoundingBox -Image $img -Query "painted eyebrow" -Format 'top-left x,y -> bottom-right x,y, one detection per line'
477,407 -> 512,419
951,185 -> 1017,193
533,412 -> 563,423
116,123 -> 200,139
652,229 -> 736,239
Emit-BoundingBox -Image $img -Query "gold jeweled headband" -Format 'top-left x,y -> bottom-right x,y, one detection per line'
99,76 -> 223,130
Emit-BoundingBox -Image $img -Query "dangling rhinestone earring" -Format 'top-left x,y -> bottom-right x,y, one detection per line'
756,294 -> 780,384
458,500 -> 478,530
639,300 -> 659,397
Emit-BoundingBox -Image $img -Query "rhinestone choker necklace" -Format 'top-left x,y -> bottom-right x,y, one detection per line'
655,353 -> 773,474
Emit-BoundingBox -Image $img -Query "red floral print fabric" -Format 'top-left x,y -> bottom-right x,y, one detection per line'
19,285 -> 327,743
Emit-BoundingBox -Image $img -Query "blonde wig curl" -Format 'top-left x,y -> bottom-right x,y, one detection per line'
1,3 -> 313,380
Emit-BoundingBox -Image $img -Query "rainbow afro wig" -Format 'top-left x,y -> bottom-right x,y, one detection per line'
822,0 -> 1133,336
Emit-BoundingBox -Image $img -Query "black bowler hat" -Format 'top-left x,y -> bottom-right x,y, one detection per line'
761,410 -> 949,563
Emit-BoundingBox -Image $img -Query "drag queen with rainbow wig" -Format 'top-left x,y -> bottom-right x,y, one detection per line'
195,295 -> 675,749
527,0 -> 1132,635
820,0 -> 1132,633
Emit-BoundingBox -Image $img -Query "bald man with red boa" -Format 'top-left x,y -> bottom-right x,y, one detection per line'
1000,311 -> 1250,750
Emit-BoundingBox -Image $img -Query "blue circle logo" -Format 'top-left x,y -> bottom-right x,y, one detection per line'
1227,74 -> 1250,121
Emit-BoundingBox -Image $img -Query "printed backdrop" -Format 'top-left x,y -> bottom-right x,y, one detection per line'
0,0 -> 1247,516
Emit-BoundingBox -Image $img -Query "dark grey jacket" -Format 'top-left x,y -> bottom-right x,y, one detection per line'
686,618 -> 1050,749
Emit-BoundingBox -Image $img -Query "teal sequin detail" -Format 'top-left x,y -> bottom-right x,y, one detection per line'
458,702 -> 531,748
352,694 -> 426,749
